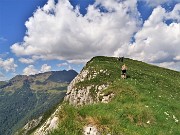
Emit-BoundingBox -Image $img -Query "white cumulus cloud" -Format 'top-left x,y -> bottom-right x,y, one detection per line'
11,0 -> 140,63
23,65 -> 38,76
0,58 -> 17,72
23,64 -> 52,76
115,4 -> 180,71
140,0 -> 179,7
157,61 -> 180,71
10,0 -> 180,71
19,58 -> 35,64
40,64 -> 51,73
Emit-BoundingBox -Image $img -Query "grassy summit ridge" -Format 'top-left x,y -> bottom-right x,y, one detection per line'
51,56 -> 180,135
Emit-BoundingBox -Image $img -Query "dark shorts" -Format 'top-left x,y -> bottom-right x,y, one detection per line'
122,70 -> 126,75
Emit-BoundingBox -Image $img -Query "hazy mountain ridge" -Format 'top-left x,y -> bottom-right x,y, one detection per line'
32,56 -> 180,135
0,70 -> 78,135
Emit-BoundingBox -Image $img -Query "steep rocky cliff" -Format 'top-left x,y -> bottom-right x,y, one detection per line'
64,69 -> 114,106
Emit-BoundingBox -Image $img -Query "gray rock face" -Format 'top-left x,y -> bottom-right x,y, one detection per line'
34,105 -> 62,135
65,85 -> 94,106
16,116 -> 42,135
66,70 -> 89,94
65,70 -> 94,106
64,69 -> 114,106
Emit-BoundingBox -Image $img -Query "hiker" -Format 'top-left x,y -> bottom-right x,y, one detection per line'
118,57 -> 124,62
121,64 -> 127,79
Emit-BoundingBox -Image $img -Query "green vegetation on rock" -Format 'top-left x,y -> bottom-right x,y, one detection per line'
51,56 -> 180,135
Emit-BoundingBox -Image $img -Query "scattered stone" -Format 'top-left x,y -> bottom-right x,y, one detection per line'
164,112 -> 170,116
48,117 -> 59,129
83,125 -> 100,135
101,93 -> 115,103
173,115 -> 179,123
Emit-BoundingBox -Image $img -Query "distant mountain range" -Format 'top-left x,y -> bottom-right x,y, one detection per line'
0,70 -> 78,135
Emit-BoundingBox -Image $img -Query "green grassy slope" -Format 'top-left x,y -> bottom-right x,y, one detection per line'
51,56 -> 180,135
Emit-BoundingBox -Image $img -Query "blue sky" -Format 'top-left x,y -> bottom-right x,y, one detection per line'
0,0 -> 180,80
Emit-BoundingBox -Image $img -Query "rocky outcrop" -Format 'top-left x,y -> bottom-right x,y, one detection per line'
64,69 -> 114,106
83,125 -> 100,135
101,93 -> 115,104
33,63 -> 115,135
34,105 -> 62,135
64,67 -> 115,135
15,117 -> 42,135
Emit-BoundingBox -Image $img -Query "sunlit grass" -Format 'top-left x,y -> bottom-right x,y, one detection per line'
50,56 -> 180,135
